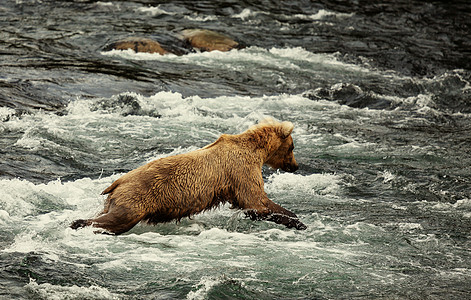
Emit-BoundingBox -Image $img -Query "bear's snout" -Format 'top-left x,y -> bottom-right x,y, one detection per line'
283,162 -> 298,173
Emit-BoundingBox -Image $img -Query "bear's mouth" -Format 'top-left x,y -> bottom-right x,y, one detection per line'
282,163 -> 298,173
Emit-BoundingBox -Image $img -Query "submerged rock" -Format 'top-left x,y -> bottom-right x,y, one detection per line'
303,83 -> 392,109
104,37 -> 168,55
181,29 -> 242,52
91,94 -> 161,117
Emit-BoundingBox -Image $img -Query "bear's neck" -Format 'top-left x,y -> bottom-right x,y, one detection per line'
232,130 -> 281,163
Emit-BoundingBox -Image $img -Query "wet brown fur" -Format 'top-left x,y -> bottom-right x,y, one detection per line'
70,119 -> 306,234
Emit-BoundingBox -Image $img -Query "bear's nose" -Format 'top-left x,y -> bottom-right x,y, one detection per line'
284,163 -> 298,173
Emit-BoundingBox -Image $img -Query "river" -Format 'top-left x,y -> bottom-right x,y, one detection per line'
1,1 -> 470,299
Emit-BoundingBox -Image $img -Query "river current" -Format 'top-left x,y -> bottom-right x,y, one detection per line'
1,1 -> 470,299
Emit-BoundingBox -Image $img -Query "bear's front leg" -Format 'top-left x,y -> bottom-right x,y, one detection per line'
244,198 -> 307,230
235,173 -> 306,230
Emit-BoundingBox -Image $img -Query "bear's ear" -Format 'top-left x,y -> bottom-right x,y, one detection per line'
280,121 -> 294,138
259,117 -> 276,125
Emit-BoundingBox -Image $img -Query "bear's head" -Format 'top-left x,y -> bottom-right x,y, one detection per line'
255,119 -> 298,173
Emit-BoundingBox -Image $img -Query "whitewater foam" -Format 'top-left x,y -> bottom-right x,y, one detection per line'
101,46 -> 372,75
377,170 -> 397,184
187,275 -> 228,300
136,5 -> 176,16
26,279 -> 119,300
232,8 -> 266,20
265,172 -> 341,196
293,9 -> 354,20
0,106 -> 15,122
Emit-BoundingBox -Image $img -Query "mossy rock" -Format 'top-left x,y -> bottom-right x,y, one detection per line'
104,37 -> 168,55
181,29 -> 242,52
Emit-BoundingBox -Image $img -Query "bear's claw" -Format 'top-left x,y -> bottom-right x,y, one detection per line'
70,219 -> 89,230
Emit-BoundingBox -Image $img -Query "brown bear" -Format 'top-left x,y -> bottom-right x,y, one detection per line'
70,118 -> 306,234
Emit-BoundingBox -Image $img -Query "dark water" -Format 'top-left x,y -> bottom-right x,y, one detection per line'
1,1 -> 471,299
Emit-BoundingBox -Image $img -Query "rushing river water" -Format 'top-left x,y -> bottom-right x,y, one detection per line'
1,1 -> 471,299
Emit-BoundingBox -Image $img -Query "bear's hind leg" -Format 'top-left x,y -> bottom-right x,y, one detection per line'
88,206 -> 143,235
71,205 -> 143,235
